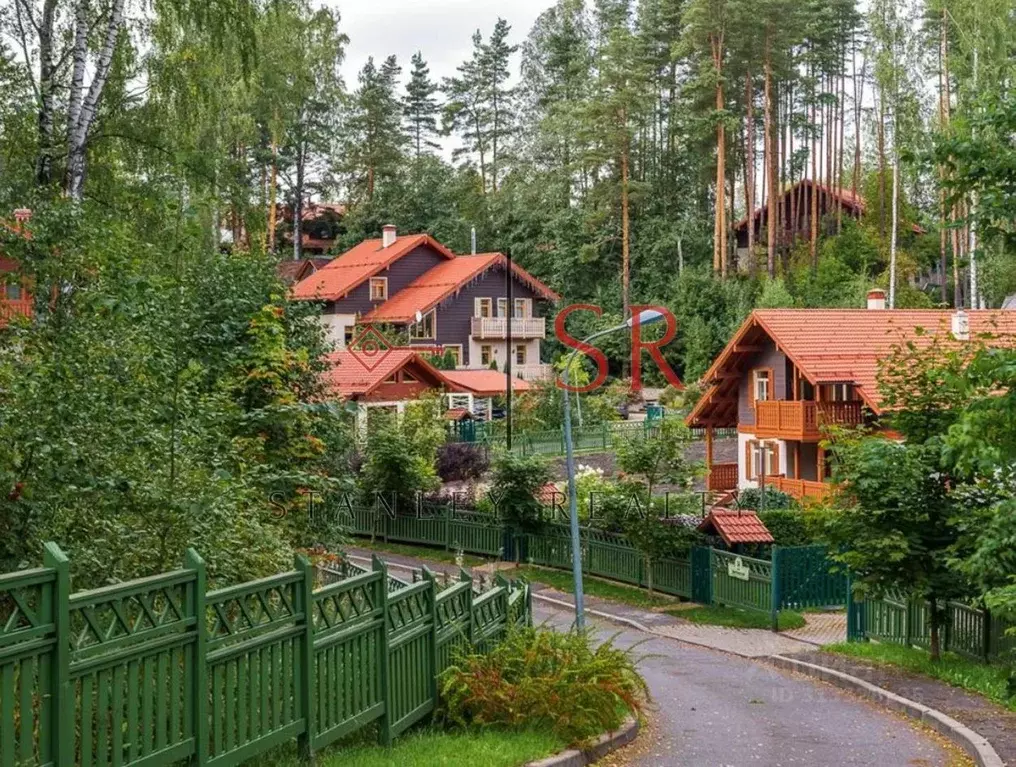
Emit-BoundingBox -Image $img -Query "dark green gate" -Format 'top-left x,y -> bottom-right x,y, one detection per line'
691,546 -> 712,604
774,545 -> 847,609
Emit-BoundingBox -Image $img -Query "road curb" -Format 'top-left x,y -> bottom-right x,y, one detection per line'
768,655 -> 1004,767
525,716 -> 640,767
530,591 -> 654,633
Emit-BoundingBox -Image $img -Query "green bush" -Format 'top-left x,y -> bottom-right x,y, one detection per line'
737,487 -> 794,510
439,627 -> 648,744
758,509 -> 816,546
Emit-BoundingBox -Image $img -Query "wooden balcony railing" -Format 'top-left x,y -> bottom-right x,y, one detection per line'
754,400 -> 863,440
470,316 -> 546,340
0,298 -> 32,325
763,475 -> 832,501
707,462 -> 738,492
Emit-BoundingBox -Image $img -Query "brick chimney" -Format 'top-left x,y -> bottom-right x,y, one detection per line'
866,289 -> 886,310
382,224 -> 397,248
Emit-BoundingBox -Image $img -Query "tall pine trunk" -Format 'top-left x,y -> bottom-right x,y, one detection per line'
712,34 -> 726,276
938,9 -> 950,305
764,35 -> 776,277
745,70 -> 755,274
621,127 -> 632,317
810,62 -> 819,269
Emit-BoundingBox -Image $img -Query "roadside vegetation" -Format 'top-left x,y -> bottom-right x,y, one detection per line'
672,605 -> 806,631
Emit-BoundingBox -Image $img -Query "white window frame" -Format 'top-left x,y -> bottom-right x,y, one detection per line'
513,298 -> 530,318
753,369 -> 770,403
480,344 -> 493,366
475,297 -> 492,318
369,276 -> 388,301
496,298 -> 508,318
410,310 -> 436,340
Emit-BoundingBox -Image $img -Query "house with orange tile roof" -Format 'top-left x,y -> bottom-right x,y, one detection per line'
292,225 -> 560,382
323,346 -> 531,434
686,289 -> 1016,500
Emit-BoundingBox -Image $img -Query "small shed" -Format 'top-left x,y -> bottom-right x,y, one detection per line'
698,509 -> 774,547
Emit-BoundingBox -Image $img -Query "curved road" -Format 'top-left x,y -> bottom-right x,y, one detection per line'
349,548 -> 955,766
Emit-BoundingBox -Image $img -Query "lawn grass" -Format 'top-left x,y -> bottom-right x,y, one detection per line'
670,605 -> 806,631
258,727 -> 564,767
347,538 -> 487,568
510,564 -> 680,609
823,642 -> 1016,712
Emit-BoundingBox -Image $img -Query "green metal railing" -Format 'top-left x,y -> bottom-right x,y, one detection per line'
846,590 -> 1016,663
347,511 -> 843,618
0,543 -> 531,767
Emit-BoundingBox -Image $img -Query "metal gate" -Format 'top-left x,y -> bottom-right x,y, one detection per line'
691,546 -> 712,604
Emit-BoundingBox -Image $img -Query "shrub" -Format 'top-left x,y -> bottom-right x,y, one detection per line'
736,487 -> 794,511
489,452 -> 553,532
757,509 -> 815,546
437,443 -> 490,482
439,627 -> 648,744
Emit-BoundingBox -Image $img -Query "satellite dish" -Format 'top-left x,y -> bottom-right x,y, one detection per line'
415,310 -> 423,323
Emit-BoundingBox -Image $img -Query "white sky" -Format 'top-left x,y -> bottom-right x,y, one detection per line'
329,0 -> 552,92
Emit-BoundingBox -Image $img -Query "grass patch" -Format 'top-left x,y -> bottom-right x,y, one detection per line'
510,565 -> 679,609
347,539 -> 487,568
671,605 -> 806,631
824,642 -> 1016,712
259,727 -> 564,767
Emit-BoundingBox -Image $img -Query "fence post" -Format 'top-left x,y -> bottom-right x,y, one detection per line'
42,542 -> 72,767
295,554 -> 316,761
461,567 -> 474,647
903,600 -> 912,648
421,567 -> 439,702
602,422 -> 608,450
983,608 -> 992,662
444,506 -> 452,551
770,547 -> 781,633
374,556 -> 393,746
183,548 -> 209,766
845,572 -> 857,641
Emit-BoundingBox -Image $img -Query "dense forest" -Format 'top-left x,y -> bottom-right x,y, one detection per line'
0,0 -> 1014,581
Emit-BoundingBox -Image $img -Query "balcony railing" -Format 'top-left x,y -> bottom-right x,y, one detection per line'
0,298 -> 32,325
470,316 -> 546,340
707,462 -> 738,492
763,475 -> 832,501
513,363 -> 553,381
754,400 -> 863,440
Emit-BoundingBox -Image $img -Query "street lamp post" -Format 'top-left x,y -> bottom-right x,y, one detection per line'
561,309 -> 666,630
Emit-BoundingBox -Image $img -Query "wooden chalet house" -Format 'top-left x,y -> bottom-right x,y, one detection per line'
687,290 -> 1016,500
291,225 -> 560,381
0,209 -> 34,328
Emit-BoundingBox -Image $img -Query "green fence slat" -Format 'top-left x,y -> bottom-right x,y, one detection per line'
184,548 -> 208,766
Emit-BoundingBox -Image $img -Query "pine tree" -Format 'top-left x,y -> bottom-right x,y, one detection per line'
404,52 -> 441,158
343,55 -> 406,203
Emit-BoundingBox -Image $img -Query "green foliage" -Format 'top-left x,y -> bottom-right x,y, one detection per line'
736,487 -> 794,511
359,399 -> 444,508
675,606 -> 806,631
439,627 -> 647,744
615,419 -> 697,497
489,452 -> 553,532
756,510 -> 815,547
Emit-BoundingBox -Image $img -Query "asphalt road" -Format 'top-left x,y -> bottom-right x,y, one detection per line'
534,600 -> 953,767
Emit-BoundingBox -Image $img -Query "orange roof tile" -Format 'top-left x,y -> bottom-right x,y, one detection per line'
698,510 -> 774,545
440,369 -> 532,397
322,348 -> 447,398
363,253 -> 560,323
291,234 -> 456,302
688,309 -> 1016,426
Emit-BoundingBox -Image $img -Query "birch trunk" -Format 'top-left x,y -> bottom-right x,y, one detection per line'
34,0 -> 59,186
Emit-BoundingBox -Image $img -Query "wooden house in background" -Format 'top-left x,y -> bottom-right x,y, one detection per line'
0,209 -> 34,328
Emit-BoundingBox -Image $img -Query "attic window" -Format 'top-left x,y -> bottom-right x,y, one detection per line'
752,368 -> 772,403
369,277 -> 388,301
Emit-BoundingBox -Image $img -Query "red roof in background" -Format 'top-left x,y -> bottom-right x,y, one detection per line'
277,257 -> 332,285
291,234 -> 456,301
688,309 -> 1016,427
698,510 -> 774,545
363,252 -> 559,323
441,369 -> 532,397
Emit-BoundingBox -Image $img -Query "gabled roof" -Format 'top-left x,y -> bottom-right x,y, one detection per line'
291,234 -> 456,302
698,510 -> 774,545
687,309 -> 1016,427
363,253 -> 560,323
322,348 -> 449,399
441,369 -> 532,397
277,257 -> 332,286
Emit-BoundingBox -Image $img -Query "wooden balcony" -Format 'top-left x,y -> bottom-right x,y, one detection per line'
0,298 -> 32,326
470,316 -> 546,340
754,400 -> 863,440
707,462 -> 738,492
763,475 -> 832,501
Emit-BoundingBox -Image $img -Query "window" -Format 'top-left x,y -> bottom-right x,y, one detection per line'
402,371 -> 418,383
515,344 -> 527,365
513,298 -> 530,318
752,368 -> 772,403
344,326 -> 355,346
496,298 -> 508,318
480,344 -> 493,366
475,297 -> 492,318
822,383 -> 854,402
5,283 -> 21,301
443,345 -> 462,367
746,440 -> 780,480
369,277 -> 388,301
410,310 -> 436,340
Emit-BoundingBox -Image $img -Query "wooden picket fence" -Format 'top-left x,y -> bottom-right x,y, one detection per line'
846,590 -> 1016,663
347,511 -> 846,623
0,543 -> 531,767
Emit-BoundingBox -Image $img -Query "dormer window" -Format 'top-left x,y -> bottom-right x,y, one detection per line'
369,277 -> 388,301
410,310 -> 436,340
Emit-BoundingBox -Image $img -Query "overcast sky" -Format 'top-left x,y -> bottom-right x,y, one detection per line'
329,0 -> 553,90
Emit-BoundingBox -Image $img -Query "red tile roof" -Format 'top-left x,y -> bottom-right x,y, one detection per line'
441,369 -> 532,397
291,234 -> 456,302
363,252 -> 560,323
322,348 -> 444,398
698,510 -> 774,545
688,309 -> 1016,426
277,257 -> 332,285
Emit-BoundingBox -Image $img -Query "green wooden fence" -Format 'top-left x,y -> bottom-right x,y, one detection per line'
846,590 -> 1016,663
0,543 -> 530,767
347,511 -> 843,619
